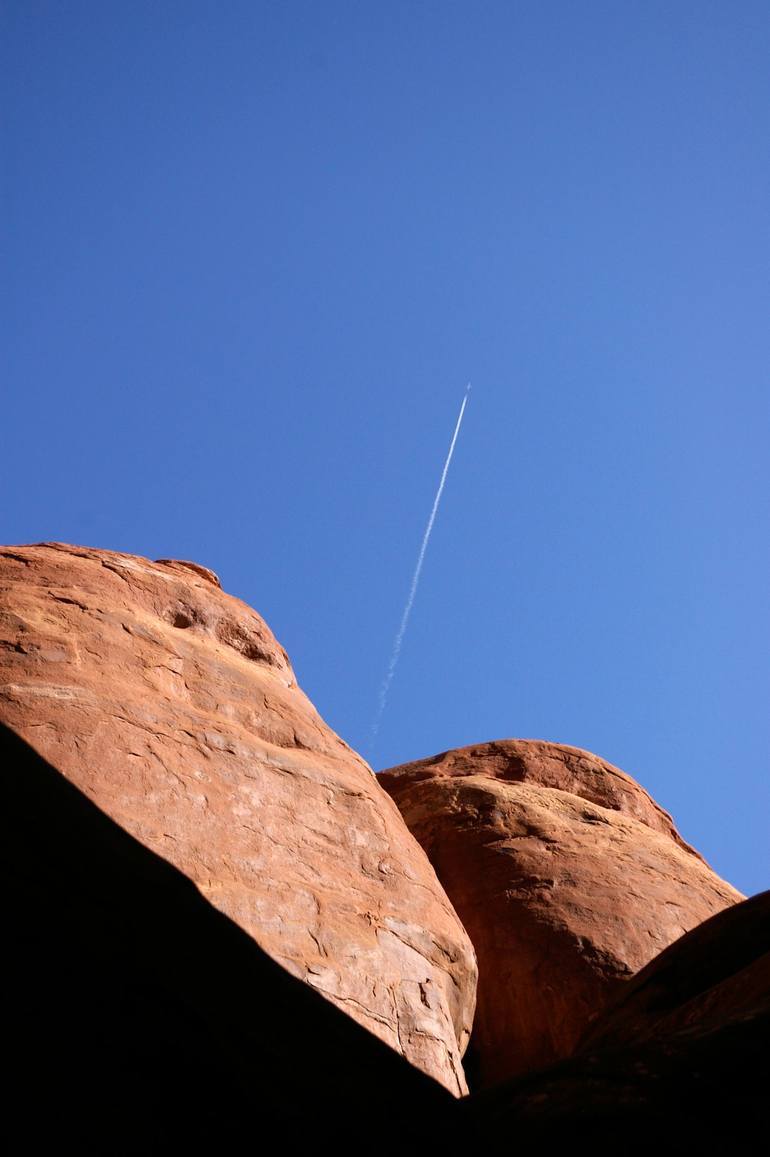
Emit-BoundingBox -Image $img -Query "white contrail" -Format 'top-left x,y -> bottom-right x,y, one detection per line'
371,384 -> 471,747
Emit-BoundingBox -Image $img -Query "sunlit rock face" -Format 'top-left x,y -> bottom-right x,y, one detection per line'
0,542 -> 477,1095
380,739 -> 742,1088
2,723 -> 463,1149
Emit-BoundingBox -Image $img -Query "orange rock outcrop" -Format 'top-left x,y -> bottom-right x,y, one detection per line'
380,739 -> 742,1086
0,543 -> 477,1094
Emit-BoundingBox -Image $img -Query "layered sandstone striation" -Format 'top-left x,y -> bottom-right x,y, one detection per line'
0,543 -> 477,1094
380,739 -> 742,1087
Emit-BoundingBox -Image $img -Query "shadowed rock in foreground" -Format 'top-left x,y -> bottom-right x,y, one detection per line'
5,722 -> 767,1149
579,887 -> 770,1054
2,541 -> 766,1145
380,739 -> 742,1087
462,889 -> 770,1145
2,722 -> 456,1150
0,543 -> 476,1094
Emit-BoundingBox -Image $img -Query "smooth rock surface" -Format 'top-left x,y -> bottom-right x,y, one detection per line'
0,543 -> 477,1094
380,739 -> 742,1087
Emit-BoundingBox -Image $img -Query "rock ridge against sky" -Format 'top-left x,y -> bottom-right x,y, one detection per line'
0,541 -> 476,1095
1,538 -> 764,1139
381,739 -> 742,1087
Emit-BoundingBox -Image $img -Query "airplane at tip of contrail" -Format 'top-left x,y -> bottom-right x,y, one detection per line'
369,385 -> 471,754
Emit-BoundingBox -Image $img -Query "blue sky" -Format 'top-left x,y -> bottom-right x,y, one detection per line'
3,1 -> 768,894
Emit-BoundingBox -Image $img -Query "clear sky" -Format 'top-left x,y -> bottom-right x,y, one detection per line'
4,2 -> 768,895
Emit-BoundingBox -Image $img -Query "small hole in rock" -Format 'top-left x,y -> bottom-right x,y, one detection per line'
172,612 -> 194,629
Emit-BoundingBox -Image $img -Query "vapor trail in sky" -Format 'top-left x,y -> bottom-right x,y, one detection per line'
370,384 -> 471,749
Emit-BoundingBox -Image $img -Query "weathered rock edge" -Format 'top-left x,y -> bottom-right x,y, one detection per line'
381,739 -> 742,1087
0,542 -> 477,1094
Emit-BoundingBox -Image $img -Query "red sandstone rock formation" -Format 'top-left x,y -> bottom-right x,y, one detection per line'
463,891 -> 770,1146
380,739 -> 742,1088
4,723 -> 460,1149
9,717 -> 760,1148
0,543 -> 477,1094
579,887 -> 770,1054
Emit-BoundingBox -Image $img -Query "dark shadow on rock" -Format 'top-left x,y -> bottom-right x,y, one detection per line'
578,888 -> 770,1052
461,890 -> 770,1147
1,723 -> 456,1152
5,719 -> 767,1150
